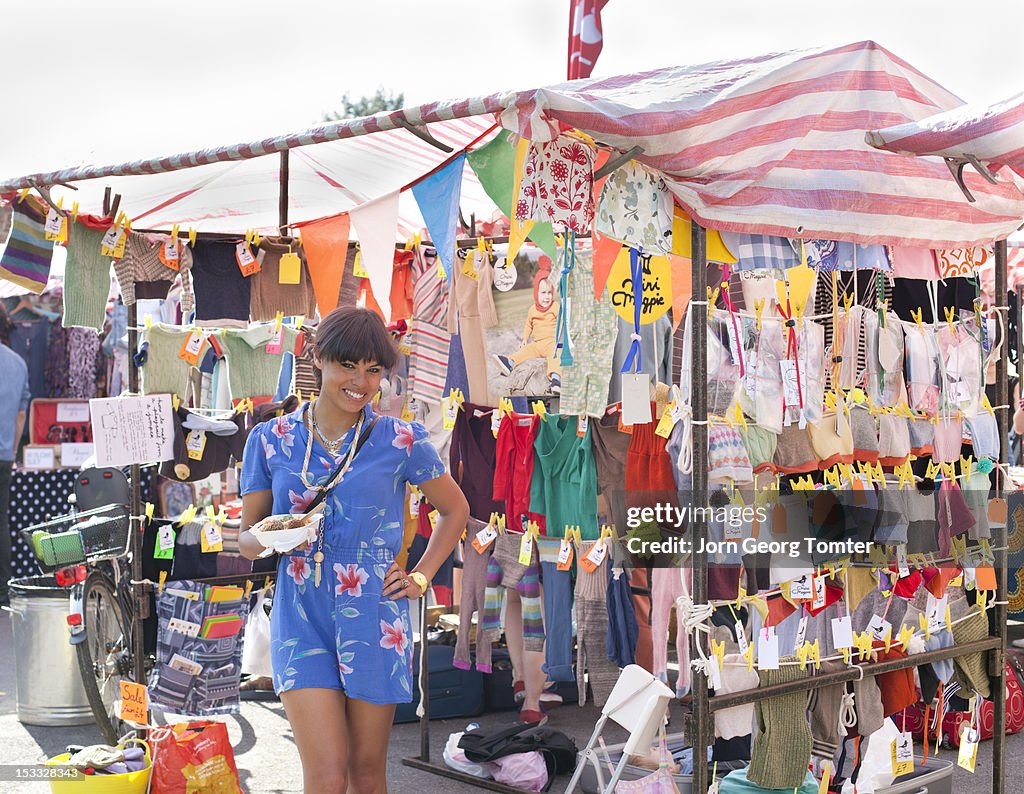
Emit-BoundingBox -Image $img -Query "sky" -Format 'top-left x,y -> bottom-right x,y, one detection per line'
1,0 -> 1021,182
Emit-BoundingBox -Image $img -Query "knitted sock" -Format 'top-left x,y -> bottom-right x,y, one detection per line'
63,224 -> 111,331
481,555 -> 505,643
517,562 -> 545,652
0,199 -> 53,293
748,660 -> 813,790
454,531 -> 493,673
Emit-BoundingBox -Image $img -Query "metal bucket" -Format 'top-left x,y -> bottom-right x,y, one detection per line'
8,576 -> 93,726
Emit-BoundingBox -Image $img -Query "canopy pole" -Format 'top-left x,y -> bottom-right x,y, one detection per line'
688,221 -> 710,794
992,237 -> 1008,794
127,302 -> 146,688
278,151 -> 289,235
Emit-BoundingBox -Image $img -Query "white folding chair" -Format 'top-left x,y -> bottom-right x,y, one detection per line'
564,664 -> 675,793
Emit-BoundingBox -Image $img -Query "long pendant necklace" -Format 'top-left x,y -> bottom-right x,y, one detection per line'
300,402 -> 364,587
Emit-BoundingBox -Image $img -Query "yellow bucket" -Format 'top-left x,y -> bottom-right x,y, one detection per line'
46,739 -> 151,794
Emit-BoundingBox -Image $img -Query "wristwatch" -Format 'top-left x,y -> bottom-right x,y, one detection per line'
408,571 -> 429,595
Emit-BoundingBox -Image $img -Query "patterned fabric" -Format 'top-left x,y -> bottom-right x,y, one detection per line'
707,424 -> 753,483
719,232 -> 800,270
114,232 -> 195,316
240,402 -> 445,702
0,199 -> 53,294
795,240 -> 891,271
595,160 -> 674,252
559,248 -> 618,417
515,133 -> 596,233
936,246 -> 991,278
407,245 -> 451,404
66,328 -> 101,400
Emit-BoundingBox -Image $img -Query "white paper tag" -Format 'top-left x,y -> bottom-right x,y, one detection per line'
831,616 -> 854,649
409,489 -> 422,518
758,627 -> 780,670
158,524 -> 175,551
812,574 -> 827,610
203,521 -> 222,546
586,539 -> 608,566
868,614 -> 892,641
780,359 -> 801,408
162,236 -> 180,264
790,574 -> 813,600
725,318 -> 742,366
735,621 -> 749,654
44,207 -> 64,236
474,524 -> 497,550
577,415 -> 589,436
101,224 -> 124,251
926,594 -> 948,634
236,241 -> 257,267
897,546 -> 910,578
795,614 -> 809,648
895,732 -> 914,764
620,373 -> 652,426
558,538 -> 573,566
723,521 -> 745,541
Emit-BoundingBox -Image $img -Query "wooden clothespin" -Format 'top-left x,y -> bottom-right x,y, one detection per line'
910,308 -> 925,333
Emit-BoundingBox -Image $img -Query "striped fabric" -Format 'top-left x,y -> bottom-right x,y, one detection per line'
407,245 -> 451,404
0,199 -> 54,294
499,41 -> 1024,248
868,90 -> 1024,179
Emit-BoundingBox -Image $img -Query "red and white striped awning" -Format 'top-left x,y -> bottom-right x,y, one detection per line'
867,91 -> 1024,181
499,41 -> 1024,248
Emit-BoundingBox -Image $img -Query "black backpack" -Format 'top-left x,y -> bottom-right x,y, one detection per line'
458,723 -> 577,790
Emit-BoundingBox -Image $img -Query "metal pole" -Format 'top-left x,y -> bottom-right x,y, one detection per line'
688,222 -> 709,794
419,599 -> 430,761
992,238 -> 1008,794
278,151 -> 289,235
127,302 -> 146,687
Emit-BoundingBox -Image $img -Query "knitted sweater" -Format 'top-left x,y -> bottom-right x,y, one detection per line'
250,237 -> 317,322
113,232 -> 194,316
140,324 -> 200,398
0,198 -> 53,293
219,324 -> 298,401
63,223 -> 112,331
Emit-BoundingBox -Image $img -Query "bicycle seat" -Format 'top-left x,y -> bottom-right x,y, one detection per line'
74,467 -> 130,512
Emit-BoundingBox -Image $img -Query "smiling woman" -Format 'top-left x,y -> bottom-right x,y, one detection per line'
236,307 -> 469,794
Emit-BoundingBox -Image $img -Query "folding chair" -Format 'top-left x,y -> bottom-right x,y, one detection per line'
565,664 -> 675,793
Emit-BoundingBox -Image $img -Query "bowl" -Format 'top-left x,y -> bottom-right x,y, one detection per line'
249,513 -> 323,556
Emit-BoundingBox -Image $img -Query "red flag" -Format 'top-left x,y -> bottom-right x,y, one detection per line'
567,0 -> 610,80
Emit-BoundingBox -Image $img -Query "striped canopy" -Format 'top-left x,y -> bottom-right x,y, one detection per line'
867,91 -> 1024,180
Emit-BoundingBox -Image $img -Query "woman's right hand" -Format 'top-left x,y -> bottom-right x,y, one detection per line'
238,529 -> 269,561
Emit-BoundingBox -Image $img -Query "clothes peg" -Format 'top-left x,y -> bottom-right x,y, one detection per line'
172,394 -> 180,411
244,579 -> 254,598
754,299 -> 766,331
707,286 -> 720,320
960,456 -> 973,481
158,571 -> 167,594
944,307 -> 957,335
274,312 -> 284,332
910,308 -> 925,333
842,292 -> 854,312
531,399 -> 548,420
71,201 -> 80,221
794,302 -> 806,328
982,394 -> 995,416
145,502 -> 155,521
188,227 -> 197,247
897,624 -> 915,651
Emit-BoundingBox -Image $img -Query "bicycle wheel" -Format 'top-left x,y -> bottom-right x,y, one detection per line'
75,572 -> 131,744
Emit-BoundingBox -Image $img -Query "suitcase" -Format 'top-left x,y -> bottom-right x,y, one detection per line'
895,662 -> 1024,747
393,643 -> 485,723
484,648 -> 517,712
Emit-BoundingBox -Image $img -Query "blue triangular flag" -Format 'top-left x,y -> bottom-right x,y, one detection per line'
412,154 -> 465,280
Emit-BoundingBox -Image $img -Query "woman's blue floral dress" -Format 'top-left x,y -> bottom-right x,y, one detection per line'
240,402 -> 444,703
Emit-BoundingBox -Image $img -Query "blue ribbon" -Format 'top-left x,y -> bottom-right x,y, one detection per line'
620,247 -> 644,374
555,230 -> 576,366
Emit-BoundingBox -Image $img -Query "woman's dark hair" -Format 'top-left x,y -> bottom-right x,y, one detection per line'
314,306 -> 397,370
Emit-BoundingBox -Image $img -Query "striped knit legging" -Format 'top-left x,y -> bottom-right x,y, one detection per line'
481,533 -> 545,652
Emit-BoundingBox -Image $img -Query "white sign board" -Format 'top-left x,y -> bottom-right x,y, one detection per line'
23,446 -> 55,470
56,402 -> 91,423
90,395 -> 175,467
60,443 -> 95,469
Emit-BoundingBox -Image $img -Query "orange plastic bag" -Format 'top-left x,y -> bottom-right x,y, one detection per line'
151,721 -> 241,793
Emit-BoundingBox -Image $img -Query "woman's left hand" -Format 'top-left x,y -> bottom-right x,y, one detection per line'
382,562 -> 423,600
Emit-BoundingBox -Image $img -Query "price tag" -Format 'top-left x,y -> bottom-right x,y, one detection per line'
957,726 -> 979,772
178,330 -> 206,365
926,594 -> 948,634
556,537 -> 574,571
790,574 -> 813,600
891,732 -> 914,777
831,616 -> 854,649
442,395 -> 459,430
279,251 -> 302,284
708,654 -> 723,691
235,241 -> 260,276
160,237 -> 180,270
200,521 -> 223,553
975,564 -> 997,591
154,525 -> 175,560
576,415 -> 589,438
868,614 -> 892,641
812,574 -> 826,610
428,510 -> 439,530
186,429 -> 207,461
795,613 -> 809,648
896,546 -> 910,578
757,626 -> 779,670
409,488 -> 422,518
44,207 -> 67,242
724,317 -> 743,366
472,523 -> 498,554
118,681 -> 149,726
620,373 -> 653,426
580,538 -> 608,573
735,621 -> 748,654
723,520 -> 745,541
491,409 -> 503,439
265,326 -> 284,355
518,530 -> 535,565
462,250 -> 480,281
780,359 -> 801,409
353,250 -> 369,279
655,404 -> 676,439
101,224 -> 127,258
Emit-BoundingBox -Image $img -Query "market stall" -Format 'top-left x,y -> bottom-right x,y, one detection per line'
2,38 -> 1022,794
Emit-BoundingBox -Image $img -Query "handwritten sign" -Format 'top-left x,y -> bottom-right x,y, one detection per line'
90,395 -> 174,467
60,442 -> 95,469
23,446 -> 55,470
607,247 -> 671,324
118,680 -> 148,726
56,401 -> 90,423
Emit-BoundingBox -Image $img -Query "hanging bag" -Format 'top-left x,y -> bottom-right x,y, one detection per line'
612,727 -> 681,793
240,586 -> 273,678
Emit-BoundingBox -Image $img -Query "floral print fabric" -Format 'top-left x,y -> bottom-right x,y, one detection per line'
595,160 -> 674,253
240,402 -> 445,702
515,133 -> 596,233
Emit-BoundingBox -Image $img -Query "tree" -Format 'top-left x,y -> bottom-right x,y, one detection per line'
322,87 -> 405,121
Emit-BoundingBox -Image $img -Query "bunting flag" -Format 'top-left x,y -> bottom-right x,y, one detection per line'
669,256 -> 692,330
350,191 -> 401,323
567,0 -> 610,80
507,137 -> 535,261
297,213 -> 350,316
671,207 -> 737,264
412,154 -> 465,281
466,130 -> 558,259
592,233 -> 622,300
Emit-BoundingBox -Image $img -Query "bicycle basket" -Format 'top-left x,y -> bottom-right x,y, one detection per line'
20,504 -> 132,573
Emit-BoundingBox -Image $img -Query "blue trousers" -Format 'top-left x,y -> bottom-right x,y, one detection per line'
539,553 -> 574,682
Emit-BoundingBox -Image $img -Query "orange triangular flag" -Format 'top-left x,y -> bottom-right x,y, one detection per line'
298,213 -> 350,316
670,255 -> 693,330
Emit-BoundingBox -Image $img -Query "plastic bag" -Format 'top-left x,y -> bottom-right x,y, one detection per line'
150,721 -> 241,794
841,717 -> 899,794
241,587 -> 273,678
488,751 -> 549,791
443,731 -> 493,779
